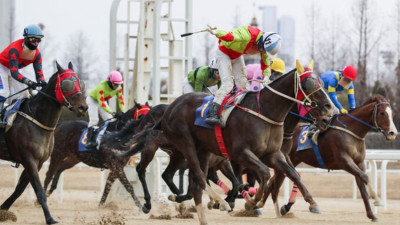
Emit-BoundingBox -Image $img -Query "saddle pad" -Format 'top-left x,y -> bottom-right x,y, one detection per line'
3,98 -> 25,132
194,92 -> 248,129
78,122 -> 110,152
296,125 -> 314,151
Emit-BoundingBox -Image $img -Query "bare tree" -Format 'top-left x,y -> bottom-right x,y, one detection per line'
395,0 -> 400,128
352,0 -> 381,105
63,31 -> 95,82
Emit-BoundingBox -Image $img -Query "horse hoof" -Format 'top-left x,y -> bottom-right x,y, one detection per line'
256,202 -> 264,208
309,205 -> 321,214
219,203 -> 229,211
142,206 -> 151,214
46,217 -> 58,224
244,202 -> 253,211
213,203 -> 220,210
46,191 -> 51,197
168,194 -> 176,202
228,202 -> 235,210
280,205 -> 289,216
253,207 -> 262,216
371,218 -> 379,222
373,201 -> 383,206
207,202 -> 213,210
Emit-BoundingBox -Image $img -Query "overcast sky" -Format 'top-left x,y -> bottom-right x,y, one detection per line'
14,0 -> 397,80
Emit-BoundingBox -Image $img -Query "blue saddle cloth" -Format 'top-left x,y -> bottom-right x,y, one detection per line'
78,122 -> 110,152
195,96 -> 215,129
2,99 -> 24,122
296,125 -> 327,168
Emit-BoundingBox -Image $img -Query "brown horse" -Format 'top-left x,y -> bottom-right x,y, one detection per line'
123,60 -> 333,225
265,94 -> 397,222
43,101 -> 150,196
43,103 -> 163,213
0,62 -> 87,224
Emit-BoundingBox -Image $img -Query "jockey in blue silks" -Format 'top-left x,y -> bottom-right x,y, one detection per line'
320,65 -> 357,114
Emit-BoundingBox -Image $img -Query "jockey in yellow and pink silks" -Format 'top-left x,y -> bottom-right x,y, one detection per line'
205,25 -> 282,126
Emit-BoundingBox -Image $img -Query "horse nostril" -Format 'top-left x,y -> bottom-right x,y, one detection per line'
325,103 -> 332,110
389,131 -> 395,136
79,106 -> 88,113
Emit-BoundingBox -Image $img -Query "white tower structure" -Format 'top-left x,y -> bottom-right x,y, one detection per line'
108,0 -> 193,203
109,0 -> 193,108
0,0 -> 15,49
259,6 -> 277,32
278,16 -> 295,67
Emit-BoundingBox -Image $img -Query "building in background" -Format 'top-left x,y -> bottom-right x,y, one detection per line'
0,0 -> 16,49
244,5 -> 295,69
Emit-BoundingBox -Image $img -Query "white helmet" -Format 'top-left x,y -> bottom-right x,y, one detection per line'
260,32 -> 281,56
209,57 -> 218,69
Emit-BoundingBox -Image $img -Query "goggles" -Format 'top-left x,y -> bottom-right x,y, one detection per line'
27,37 -> 42,43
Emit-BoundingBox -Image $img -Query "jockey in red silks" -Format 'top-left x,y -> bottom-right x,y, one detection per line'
205,25 -> 282,126
246,57 -> 286,92
0,24 -> 46,110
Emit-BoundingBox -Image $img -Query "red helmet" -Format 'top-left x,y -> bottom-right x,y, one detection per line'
107,71 -> 123,84
342,65 -> 357,80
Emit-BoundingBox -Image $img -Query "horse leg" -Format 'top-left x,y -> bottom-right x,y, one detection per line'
344,160 -> 378,221
44,155 -> 65,194
265,151 -> 319,214
178,167 -> 186,193
116,167 -> 144,212
135,143 -> 160,213
1,170 -> 30,210
99,170 -> 117,206
47,158 -> 78,196
162,151 -> 186,195
24,161 -> 58,224
216,161 -> 240,210
236,149 -> 271,211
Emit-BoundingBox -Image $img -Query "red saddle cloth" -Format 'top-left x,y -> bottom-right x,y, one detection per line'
214,88 -> 246,159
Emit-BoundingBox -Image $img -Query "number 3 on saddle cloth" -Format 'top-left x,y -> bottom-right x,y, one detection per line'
195,89 -> 248,129
78,122 -> 110,152
297,125 -> 327,169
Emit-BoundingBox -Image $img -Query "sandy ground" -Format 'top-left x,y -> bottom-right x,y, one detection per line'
0,163 -> 399,225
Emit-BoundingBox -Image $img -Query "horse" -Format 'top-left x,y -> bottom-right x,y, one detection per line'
0,62 -> 87,224
266,94 -> 397,222
43,103 -> 164,213
43,101 -> 150,196
122,60 -> 333,225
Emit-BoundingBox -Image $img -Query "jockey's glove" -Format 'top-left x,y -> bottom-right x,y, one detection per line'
112,112 -> 123,120
38,81 -> 47,87
26,80 -> 39,90
340,108 -> 348,114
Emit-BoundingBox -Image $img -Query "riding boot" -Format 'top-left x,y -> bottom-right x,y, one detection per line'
85,126 -> 97,148
205,102 -> 222,126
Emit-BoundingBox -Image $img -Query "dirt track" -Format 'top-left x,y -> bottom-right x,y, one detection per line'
0,164 -> 399,225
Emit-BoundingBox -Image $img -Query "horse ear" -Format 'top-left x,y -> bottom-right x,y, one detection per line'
68,62 -> 74,71
56,61 -> 65,74
296,59 -> 304,74
145,101 -> 149,107
308,59 -> 314,71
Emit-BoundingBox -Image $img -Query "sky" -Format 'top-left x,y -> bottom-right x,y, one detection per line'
13,0 -> 398,82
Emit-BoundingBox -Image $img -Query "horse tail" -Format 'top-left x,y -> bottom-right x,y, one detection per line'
117,120 -> 163,158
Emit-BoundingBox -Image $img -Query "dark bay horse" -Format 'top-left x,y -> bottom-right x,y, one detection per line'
266,95 -> 397,222
124,60 -> 333,225
44,103 -> 163,213
0,62 -> 87,224
43,101 -> 150,196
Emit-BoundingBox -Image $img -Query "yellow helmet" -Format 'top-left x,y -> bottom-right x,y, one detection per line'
271,58 -> 285,74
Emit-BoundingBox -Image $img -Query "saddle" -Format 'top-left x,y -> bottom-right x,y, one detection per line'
78,122 -> 110,152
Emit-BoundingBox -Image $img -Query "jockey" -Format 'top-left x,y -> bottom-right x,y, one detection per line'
183,58 -> 221,94
246,58 -> 286,92
86,71 -> 125,148
0,24 -> 46,110
205,25 -> 281,125
320,65 -> 357,114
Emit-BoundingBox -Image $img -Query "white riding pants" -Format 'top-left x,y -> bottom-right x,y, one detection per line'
0,64 -> 29,104
87,96 -> 113,127
213,49 -> 248,105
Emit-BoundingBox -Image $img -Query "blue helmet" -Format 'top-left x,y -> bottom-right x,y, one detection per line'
23,24 -> 44,38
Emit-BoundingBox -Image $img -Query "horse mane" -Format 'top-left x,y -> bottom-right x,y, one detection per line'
101,117 -> 143,149
361,94 -> 387,106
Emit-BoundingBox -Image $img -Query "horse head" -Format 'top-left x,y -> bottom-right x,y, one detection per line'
365,95 -> 398,141
50,61 -> 88,117
294,60 -> 333,131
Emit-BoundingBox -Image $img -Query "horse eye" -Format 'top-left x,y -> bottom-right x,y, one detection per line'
61,79 -> 75,93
